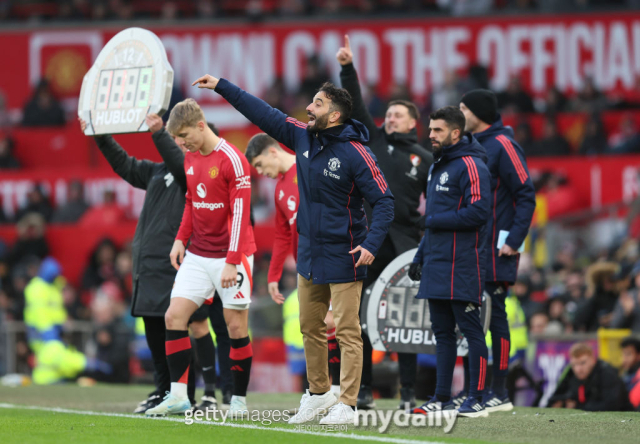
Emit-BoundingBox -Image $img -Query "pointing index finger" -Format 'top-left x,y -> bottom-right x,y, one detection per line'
344,34 -> 350,49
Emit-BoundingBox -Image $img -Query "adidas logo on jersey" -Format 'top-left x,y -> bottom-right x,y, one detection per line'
187,166 -> 194,175
465,303 -> 475,312
233,292 -> 245,300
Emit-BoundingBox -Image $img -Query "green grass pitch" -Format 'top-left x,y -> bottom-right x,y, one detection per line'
0,385 -> 639,444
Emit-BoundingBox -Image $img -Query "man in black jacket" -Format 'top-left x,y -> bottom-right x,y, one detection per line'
78,116 -> 231,412
337,35 -> 434,410
549,342 -> 632,411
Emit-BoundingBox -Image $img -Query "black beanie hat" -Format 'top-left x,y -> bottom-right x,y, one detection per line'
461,89 -> 498,125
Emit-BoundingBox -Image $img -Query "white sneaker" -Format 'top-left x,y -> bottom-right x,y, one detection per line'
319,402 -> 355,425
145,392 -> 191,416
330,385 -> 341,396
228,395 -> 249,420
287,390 -> 338,424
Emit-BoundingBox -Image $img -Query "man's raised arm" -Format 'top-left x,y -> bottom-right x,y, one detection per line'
192,75 -> 305,152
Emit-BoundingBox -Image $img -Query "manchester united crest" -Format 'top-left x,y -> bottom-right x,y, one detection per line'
209,166 -> 219,179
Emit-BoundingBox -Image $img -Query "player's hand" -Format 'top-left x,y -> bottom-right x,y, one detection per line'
78,117 -> 87,133
499,244 -> 518,257
268,282 -> 285,305
408,262 -> 422,281
192,74 -> 220,90
146,113 -> 164,134
221,263 -> 238,288
336,34 -> 353,66
350,245 -> 374,267
170,240 -> 185,270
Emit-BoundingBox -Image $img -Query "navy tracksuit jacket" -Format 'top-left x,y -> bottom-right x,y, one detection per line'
215,79 -> 395,284
474,117 -> 536,284
413,134 -> 491,305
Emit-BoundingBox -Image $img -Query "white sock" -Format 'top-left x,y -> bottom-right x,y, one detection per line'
171,382 -> 187,399
331,385 -> 340,393
231,395 -> 246,403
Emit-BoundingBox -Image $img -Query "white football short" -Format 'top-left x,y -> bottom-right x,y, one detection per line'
171,252 -> 253,310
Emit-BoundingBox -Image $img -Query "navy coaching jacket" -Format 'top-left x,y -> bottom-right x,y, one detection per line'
215,79 -> 394,284
413,134 -> 491,304
474,117 -> 536,284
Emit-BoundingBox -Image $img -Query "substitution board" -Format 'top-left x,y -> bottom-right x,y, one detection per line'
78,27 -> 173,135
362,249 -> 491,356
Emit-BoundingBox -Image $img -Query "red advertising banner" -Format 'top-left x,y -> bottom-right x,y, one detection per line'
1,12 -> 640,124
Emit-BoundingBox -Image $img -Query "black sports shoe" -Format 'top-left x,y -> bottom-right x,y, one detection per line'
133,393 -> 162,414
356,385 -> 376,410
195,395 -> 218,412
222,387 -> 233,409
398,387 -> 416,411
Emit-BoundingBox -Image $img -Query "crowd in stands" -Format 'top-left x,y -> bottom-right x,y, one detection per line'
0,0 -> 638,23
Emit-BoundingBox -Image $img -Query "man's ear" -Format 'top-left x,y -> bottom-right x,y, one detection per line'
408,118 -> 417,131
197,121 -> 206,131
452,128 -> 461,140
330,110 -> 341,124
268,146 -> 279,156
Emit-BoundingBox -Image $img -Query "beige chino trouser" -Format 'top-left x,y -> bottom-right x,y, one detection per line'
297,274 -> 364,406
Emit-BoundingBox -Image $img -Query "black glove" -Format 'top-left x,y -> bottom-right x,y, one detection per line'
408,262 -> 422,281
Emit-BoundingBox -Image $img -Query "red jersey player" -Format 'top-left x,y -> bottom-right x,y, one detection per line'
146,99 -> 256,418
244,134 -> 341,396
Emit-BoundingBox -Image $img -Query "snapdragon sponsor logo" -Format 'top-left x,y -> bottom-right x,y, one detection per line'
193,201 -> 224,211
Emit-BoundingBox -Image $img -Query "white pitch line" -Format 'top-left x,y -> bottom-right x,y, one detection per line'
0,403 -> 451,444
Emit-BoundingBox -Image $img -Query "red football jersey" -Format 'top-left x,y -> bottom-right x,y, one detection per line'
176,138 -> 256,264
267,164 -> 299,283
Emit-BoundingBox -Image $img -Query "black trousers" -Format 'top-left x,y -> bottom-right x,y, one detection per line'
360,236 -> 418,389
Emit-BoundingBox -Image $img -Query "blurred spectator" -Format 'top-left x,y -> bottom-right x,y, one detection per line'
609,114 -> 640,154
431,71 -> 462,110
0,131 -> 19,169
364,84 -> 386,119
549,342 -> 632,411
81,238 -> 118,293
52,180 -> 89,223
90,1 -> 108,20
514,121 -> 536,157
574,262 -> 620,331
436,0 -> 494,16
58,0 -> 88,21
0,90 -> 11,128
14,185 -> 54,222
62,282 -> 89,321
621,337 -> 640,388
544,87 -> 568,114
579,113 -> 609,155
569,78 -> 609,113
610,261 -> 640,331
547,298 -> 571,333
160,1 -> 179,20
108,0 -> 134,20
621,337 -> 640,411
114,249 -> 133,301
9,214 -> 49,266
298,55 -> 328,98
88,282 -> 130,383
530,117 -> 572,156
195,0 -> 217,18
497,77 -> 535,114
319,0 -> 342,14
78,190 -> 128,226
388,82 -> 412,102
529,311 -> 550,335
21,79 -> 66,127
278,0 -> 307,15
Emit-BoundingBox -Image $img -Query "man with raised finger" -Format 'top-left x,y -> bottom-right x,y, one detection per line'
191,74 -> 394,424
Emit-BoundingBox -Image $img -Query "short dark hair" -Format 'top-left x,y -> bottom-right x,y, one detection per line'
429,106 -> 465,133
207,122 -> 219,136
388,100 -> 420,121
621,337 -> 640,353
318,82 -> 352,123
245,133 -> 280,164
